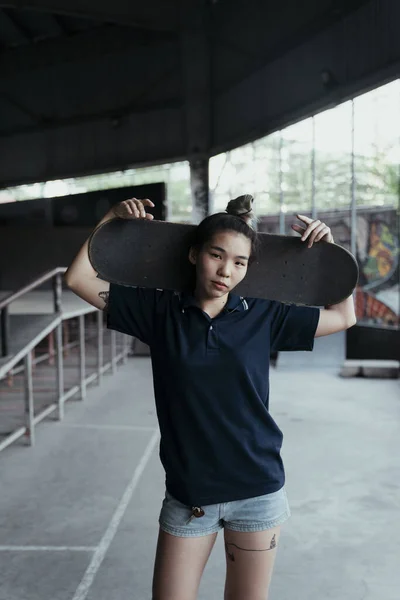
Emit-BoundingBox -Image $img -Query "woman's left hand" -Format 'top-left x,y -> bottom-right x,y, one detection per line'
291,214 -> 334,248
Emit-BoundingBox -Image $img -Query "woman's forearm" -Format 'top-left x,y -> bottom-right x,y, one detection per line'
325,293 -> 357,327
64,208 -> 115,286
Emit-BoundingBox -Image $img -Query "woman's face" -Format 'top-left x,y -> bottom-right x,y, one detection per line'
189,230 -> 251,298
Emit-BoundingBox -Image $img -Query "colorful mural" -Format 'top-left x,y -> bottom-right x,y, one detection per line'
355,287 -> 398,326
259,207 -> 400,328
355,211 -> 399,327
361,221 -> 398,286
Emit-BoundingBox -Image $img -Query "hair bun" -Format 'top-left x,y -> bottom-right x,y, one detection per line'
226,194 -> 255,226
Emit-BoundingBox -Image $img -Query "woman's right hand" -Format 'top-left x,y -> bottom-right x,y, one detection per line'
112,198 -> 155,220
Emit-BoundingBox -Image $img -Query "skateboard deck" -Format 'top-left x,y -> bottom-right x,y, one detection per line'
88,219 -> 359,306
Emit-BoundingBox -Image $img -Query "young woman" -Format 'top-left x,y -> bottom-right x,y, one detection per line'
65,195 -> 356,600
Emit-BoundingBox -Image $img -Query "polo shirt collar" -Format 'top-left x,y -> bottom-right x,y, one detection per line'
179,290 -> 247,313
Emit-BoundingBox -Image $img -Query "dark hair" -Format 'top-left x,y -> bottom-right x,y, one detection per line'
190,194 -> 259,265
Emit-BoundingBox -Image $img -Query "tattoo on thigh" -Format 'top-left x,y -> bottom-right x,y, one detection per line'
98,291 -> 109,310
225,534 -> 277,562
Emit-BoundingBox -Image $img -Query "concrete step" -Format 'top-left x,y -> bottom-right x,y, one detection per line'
340,359 -> 400,379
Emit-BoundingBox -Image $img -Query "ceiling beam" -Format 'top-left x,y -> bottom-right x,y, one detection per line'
0,7 -> 31,44
0,1 -> 177,31
214,0 -> 371,93
0,24 -> 177,79
47,13 -> 65,36
0,98 -> 181,138
0,90 -> 43,122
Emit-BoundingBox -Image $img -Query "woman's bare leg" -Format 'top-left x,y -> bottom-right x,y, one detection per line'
223,525 -> 281,600
152,527 -> 218,600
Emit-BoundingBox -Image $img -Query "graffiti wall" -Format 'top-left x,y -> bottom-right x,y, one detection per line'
355,210 -> 399,327
259,207 -> 399,328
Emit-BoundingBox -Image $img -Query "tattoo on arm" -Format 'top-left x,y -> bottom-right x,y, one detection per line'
98,291 -> 109,310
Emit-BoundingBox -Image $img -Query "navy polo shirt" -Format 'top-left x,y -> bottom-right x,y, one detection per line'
107,283 -> 320,506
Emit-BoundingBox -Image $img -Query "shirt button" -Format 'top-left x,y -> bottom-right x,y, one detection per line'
209,326 -> 213,331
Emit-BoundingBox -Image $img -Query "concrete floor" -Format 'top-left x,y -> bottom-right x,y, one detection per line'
0,334 -> 399,600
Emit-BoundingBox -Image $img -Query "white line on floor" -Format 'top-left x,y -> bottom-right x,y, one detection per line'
0,546 -> 96,552
58,423 -> 157,432
71,428 -> 160,600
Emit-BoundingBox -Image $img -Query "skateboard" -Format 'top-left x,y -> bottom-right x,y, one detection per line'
88,218 -> 359,306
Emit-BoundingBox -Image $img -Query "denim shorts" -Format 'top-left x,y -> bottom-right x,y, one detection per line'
158,486 -> 291,538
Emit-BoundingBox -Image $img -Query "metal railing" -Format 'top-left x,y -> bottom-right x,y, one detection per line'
0,267 -> 65,358
0,269 -> 131,452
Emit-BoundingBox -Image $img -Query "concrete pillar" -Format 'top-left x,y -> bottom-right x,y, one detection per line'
190,157 -> 209,224
180,0 -> 211,222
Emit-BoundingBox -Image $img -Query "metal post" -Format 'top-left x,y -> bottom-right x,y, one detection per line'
311,116 -> 317,220
182,2 -> 211,224
122,334 -> 128,364
350,99 -> 357,257
24,352 -> 35,446
52,272 -> 62,313
1,306 -> 9,357
97,310 -> 103,384
279,132 -> 285,234
79,315 -> 86,400
398,101 -> 400,324
55,323 -> 64,420
111,329 -> 116,374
